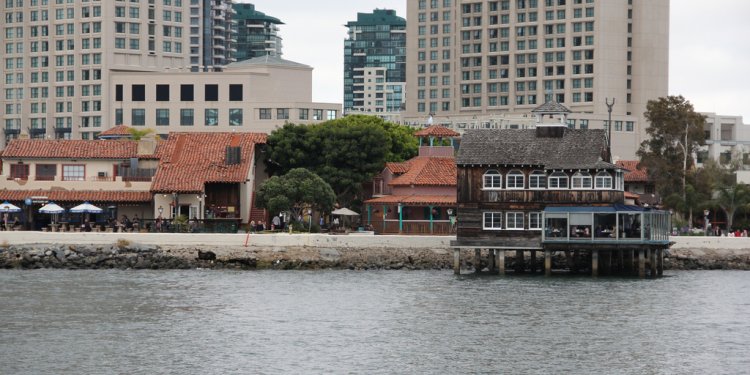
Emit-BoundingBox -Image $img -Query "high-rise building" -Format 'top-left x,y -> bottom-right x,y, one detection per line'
233,3 -> 283,61
405,0 -> 670,160
190,0 -> 237,71
0,0 -> 241,147
344,9 -> 406,115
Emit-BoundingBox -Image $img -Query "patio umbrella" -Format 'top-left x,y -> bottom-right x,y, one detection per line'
0,201 -> 21,213
331,207 -> 360,216
39,202 -> 65,225
69,202 -> 103,214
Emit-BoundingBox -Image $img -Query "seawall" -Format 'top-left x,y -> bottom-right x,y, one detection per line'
0,232 -> 749,270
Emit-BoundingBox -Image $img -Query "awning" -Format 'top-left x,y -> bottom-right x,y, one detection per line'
0,189 -> 152,203
544,204 -> 656,213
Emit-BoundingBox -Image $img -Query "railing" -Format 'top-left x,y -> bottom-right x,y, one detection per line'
481,190 -> 624,204
35,175 -> 55,181
370,220 -> 453,235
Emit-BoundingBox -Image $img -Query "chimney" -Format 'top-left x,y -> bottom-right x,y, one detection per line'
137,138 -> 157,155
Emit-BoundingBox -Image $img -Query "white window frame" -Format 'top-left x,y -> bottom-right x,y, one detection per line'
548,171 -> 569,189
529,170 -> 547,189
595,171 -> 613,189
571,171 -> 592,189
62,164 -> 85,181
506,212 -> 524,230
506,169 -> 525,189
483,169 -> 502,189
529,212 -> 542,230
483,212 -> 503,230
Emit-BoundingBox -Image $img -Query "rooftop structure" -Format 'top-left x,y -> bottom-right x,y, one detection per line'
233,3 -> 283,61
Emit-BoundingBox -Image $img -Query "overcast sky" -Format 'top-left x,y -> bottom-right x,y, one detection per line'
242,0 -> 750,121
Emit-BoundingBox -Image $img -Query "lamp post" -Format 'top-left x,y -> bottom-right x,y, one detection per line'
171,192 -> 178,219
704,209 -> 710,236
308,209 -> 312,233
158,206 -> 163,217
605,97 -> 615,162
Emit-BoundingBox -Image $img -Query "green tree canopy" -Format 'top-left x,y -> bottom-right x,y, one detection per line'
127,127 -> 155,141
637,95 -> 706,215
264,115 -> 418,205
255,168 -> 336,222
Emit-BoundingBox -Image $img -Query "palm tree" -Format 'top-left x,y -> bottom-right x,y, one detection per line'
127,127 -> 155,141
711,183 -> 750,231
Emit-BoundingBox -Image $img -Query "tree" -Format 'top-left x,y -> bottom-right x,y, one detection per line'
638,95 -> 706,217
711,183 -> 750,231
127,127 -> 155,141
255,168 -> 336,223
264,115 -> 415,205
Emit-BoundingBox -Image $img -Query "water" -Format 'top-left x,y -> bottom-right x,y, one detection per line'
1,270 -> 748,375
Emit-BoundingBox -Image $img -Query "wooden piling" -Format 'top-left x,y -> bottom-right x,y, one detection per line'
544,250 -> 552,277
591,249 -> 599,277
530,250 -> 537,273
474,248 -> 482,273
488,249 -> 495,273
657,249 -> 664,276
650,248 -> 657,278
497,250 -> 505,275
515,250 -> 524,274
638,249 -> 646,278
453,248 -> 461,275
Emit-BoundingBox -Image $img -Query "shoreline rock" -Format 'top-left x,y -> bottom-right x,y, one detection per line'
1,243 -> 748,271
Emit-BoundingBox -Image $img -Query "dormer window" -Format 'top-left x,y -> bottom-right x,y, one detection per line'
595,171 -> 613,189
483,169 -> 502,189
548,171 -> 569,189
529,170 -> 547,189
506,169 -> 525,189
572,171 -> 592,189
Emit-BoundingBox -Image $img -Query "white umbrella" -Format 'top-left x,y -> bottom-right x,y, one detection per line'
69,202 -> 103,214
0,201 -> 21,213
39,202 -> 65,214
331,207 -> 360,216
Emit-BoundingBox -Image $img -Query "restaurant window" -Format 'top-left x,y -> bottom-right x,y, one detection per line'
529,170 -> 547,189
36,164 -> 56,181
483,212 -> 502,230
506,169 -> 525,189
506,212 -> 524,230
529,212 -> 542,230
571,171 -> 592,189
595,171 -> 612,189
10,163 -> 30,180
483,169 -> 502,189
548,171 -> 569,189
62,164 -> 85,181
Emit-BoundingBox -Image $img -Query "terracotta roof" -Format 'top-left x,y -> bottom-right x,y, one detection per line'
151,132 -> 267,193
365,194 -> 456,206
457,129 -> 615,170
385,161 -> 411,174
616,160 -> 649,182
98,125 -> 133,137
2,139 -> 139,159
414,125 -> 460,138
389,156 -> 456,186
0,189 -> 151,203
624,191 -> 640,199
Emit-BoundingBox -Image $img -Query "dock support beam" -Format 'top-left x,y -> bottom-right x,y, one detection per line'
453,248 -> 461,275
638,249 -> 646,278
515,250 -> 524,274
650,248 -> 657,278
544,250 -> 552,277
657,249 -> 664,276
591,249 -> 599,277
488,249 -> 495,273
530,251 -> 537,273
496,250 -> 505,275
474,248 -> 481,273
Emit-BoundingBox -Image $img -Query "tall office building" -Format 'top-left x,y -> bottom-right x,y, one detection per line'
405,0 -> 669,159
344,9 -> 406,115
232,3 -> 283,61
0,0 -> 240,147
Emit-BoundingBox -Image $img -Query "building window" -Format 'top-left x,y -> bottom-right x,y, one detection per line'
205,108 -> 218,126
36,164 -> 57,181
595,171 -> 613,189
180,84 -> 194,101
259,108 -> 272,120
131,108 -> 145,126
131,84 -> 145,101
529,212 -> 542,230
277,108 -> 289,120
299,109 -> 309,120
180,108 -> 194,126
327,110 -> 337,120
115,84 -> 123,101
483,212 -> 502,230
229,108 -> 242,126
529,170 -> 547,189
483,170 -> 502,189
156,108 -> 169,126
10,164 -> 30,180
62,165 -> 85,181
156,84 -> 169,101
571,171 -> 592,189
506,212 -> 524,230
548,171 -> 569,189
204,84 -> 218,101
115,109 -> 123,125
506,169 -> 525,189
229,84 -> 242,101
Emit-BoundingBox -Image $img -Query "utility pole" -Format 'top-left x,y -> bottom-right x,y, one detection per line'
605,98 -> 615,162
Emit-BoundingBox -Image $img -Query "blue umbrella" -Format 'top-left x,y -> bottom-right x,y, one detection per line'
0,201 -> 21,213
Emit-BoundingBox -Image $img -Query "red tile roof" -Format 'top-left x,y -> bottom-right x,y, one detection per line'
0,189 -> 151,202
624,191 -> 640,199
414,125 -> 460,138
1,139 -> 139,159
365,194 -> 456,206
98,125 -> 133,137
151,132 -> 267,193
616,160 -> 649,182
389,156 -> 456,187
385,161 -> 411,174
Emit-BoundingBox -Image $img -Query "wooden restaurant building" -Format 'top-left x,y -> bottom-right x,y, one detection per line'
451,102 -> 671,278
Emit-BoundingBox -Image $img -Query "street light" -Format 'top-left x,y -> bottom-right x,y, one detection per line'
308,209 -> 312,233
704,209 -> 710,235
158,206 -> 163,216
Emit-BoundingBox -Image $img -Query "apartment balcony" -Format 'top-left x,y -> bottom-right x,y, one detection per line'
54,126 -> 72,136
3,126 -> 21,135
29,127 -> 47,137
214,33 -> 225,41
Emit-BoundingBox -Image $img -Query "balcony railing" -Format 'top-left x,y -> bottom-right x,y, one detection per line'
35,175 -> 55,181
3,127 -> 21,135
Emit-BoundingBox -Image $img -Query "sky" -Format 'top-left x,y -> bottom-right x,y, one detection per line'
241,0 -> 750,121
